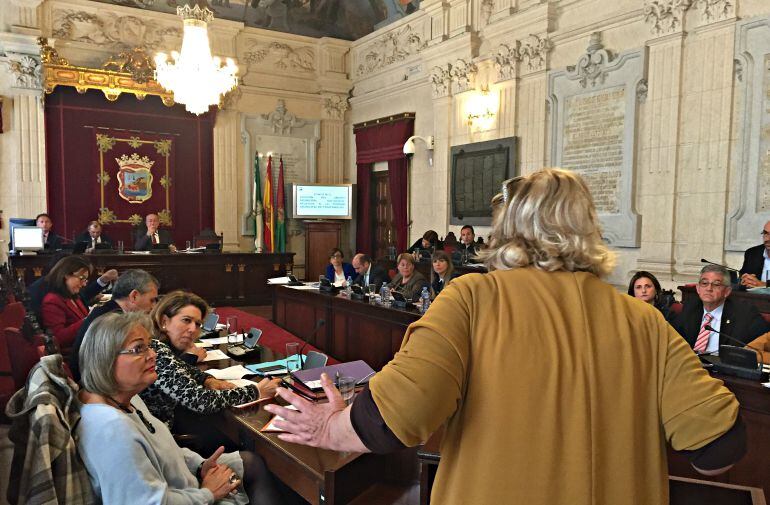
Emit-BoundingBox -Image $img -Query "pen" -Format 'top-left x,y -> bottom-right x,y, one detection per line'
356,371 -> 375,385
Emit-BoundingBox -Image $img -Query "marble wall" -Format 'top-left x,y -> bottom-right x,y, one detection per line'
349,0 -> 770,289
0,0 -> 352,276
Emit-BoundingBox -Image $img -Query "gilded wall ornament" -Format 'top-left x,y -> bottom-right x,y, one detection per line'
98,207 -> 117,225
158,209 -> 172,226
154,139 -> 172,156
96,133 -> 117,152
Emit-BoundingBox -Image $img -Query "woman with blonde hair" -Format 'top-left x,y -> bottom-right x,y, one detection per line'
264,168 -> 746,505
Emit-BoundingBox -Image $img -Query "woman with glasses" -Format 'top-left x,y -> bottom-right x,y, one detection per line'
324,248 -> 356,286
266,169 -> 746,505
139,291 -> 280,448
77,311 -> 282,504
627,271 -> 672,320
40,255 -> 94,353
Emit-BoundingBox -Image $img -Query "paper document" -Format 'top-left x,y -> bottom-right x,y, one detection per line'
202,349 -> 230,362
200,333 -> 243,345
194,341 -> 213,348
125,250 -> 151,255
261,405 -> 298,432
286,284 -> 317,290
205,365 -> 253,380
268,277 -> 291,285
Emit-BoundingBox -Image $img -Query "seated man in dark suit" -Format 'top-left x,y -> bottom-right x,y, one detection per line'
672,264 -> 769,353
739,220 -> 770,289
36,213 -> 64,251
351,253 -> 390,291
134,213 -> 175,251
69,269 -> 159,382
74,221 -> 113,253
458,225 -> 479,257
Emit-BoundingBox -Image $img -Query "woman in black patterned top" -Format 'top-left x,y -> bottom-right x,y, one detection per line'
140,291 -> 280,432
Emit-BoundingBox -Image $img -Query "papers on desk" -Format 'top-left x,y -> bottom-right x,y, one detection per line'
261,405 -> 298,432
199,333 -> 244,345
180,247 -> 206,253
205,365 -> 253,380
286,284 -> 318,290
201,349 -> 230,362
125,250 -> 152,255
267,276 -> 292,285
195,341 -> 213,348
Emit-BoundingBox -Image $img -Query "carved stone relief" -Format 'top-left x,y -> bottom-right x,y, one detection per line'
481,0 -> 495,26
494,44 -> 516,82
260,99 -> 306,135
565,32 -> 615,89
450,59 -> 477,94
636,79 -> 649,103
52,9 -> 180,49
643,0 -> 692,35
322,94 -> 348,120
355,24 -> 428,77
430,64 -> 453,98
242,41 -> 315,74
692,0 -> 734,23
6,53 -> 42,90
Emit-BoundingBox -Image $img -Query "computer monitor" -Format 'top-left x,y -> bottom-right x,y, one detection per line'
12,226 -> 44,254
8,217 -> 36,250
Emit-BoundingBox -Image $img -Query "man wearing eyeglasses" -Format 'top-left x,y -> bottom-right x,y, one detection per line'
738,221 -> 770,289
673,265 -> 769,353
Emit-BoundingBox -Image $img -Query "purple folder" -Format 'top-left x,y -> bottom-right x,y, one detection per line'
290,360 -> 375,391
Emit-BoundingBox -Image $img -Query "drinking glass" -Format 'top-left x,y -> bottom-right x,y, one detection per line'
285,342 -> 301,372
226,315 -> 239,347
368,283 -> 377,304
185,240 -> 191,250
337,376 -> 356,405
117,240 -> 124,254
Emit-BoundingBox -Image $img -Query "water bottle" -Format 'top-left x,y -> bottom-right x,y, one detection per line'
345,276 -> 353,296
420,287 -> 431,313
380,285 -> 390,307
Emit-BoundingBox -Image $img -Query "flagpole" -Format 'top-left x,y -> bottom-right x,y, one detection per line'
253,152 -> 264,253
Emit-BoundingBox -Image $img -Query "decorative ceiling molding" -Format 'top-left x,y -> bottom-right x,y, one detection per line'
355,24 -> 428,78
242,41 -> 315,74
39,37 -> 175,105
52,9 -> 180,49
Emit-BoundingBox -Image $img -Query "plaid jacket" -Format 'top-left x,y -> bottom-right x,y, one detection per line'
5,354 -> 95,505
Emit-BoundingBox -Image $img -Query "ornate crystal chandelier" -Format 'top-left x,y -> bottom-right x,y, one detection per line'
154,4 -> 238,115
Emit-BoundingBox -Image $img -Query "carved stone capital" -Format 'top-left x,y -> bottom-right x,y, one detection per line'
565,32 -> 615,89
5,52 -> 42,91
692,0 -> 734,24
517,35 -> 552,74
430,64 -> 453,98
450,59 -> 477,94
494,43 -> 517,82
322,94 -> 348,120
643,0 -> 692,36
260,99 -> 306,135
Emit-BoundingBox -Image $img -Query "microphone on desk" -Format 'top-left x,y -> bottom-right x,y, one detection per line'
700,259 -> 740,273
703,324 -> 765,366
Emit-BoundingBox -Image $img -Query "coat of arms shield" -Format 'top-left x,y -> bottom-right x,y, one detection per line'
116,153 -> 154,203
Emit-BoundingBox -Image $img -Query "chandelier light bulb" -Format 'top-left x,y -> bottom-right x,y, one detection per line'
154,5 -> 238,115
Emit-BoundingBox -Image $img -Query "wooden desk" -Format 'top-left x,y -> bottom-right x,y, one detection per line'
679,285 -> 770,314
272,286 -> 421,370
9,252 -> 294,306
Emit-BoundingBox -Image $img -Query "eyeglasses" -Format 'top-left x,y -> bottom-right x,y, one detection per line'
69,273 -> 89,282
762,231 -> 770,237
330,254 -> 343,259
698,280 -> 727,289
118,343 -> 151,356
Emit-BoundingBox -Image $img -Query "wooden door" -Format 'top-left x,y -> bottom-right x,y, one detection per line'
371,171 -> 395,260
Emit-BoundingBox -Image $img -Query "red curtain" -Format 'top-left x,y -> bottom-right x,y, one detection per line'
44,87 -> 215,247
354,117 -> 414,255
355,162 -> 373,254
387,158 -> 409,253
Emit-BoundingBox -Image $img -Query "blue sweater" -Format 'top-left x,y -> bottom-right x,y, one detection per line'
325,263 -> 356,283
77,396 -> 247,505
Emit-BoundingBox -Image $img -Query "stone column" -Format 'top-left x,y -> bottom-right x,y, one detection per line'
213,109 -> 242,250
317,93 -> 348,183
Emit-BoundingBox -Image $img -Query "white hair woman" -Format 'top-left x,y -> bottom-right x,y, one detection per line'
76,312 -> 282,504
263,168 -> 746,505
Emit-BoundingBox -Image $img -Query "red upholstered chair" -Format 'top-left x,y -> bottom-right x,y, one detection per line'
4,327 -> 45,392
0,301 -> 25,331
668,302 -> 683,317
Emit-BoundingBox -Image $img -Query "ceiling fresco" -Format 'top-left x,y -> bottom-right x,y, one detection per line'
90,0 -> 421,41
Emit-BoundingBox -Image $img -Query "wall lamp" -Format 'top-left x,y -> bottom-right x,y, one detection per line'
466,87 -> 498,130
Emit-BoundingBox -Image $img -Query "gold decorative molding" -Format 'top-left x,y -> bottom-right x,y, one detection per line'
39,37 -> 175,106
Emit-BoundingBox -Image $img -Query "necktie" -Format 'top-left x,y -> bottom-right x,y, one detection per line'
152,233 -> 158,245
693,313 -> 714,353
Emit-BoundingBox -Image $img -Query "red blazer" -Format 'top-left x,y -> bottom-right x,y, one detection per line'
41,292 -> 88,352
